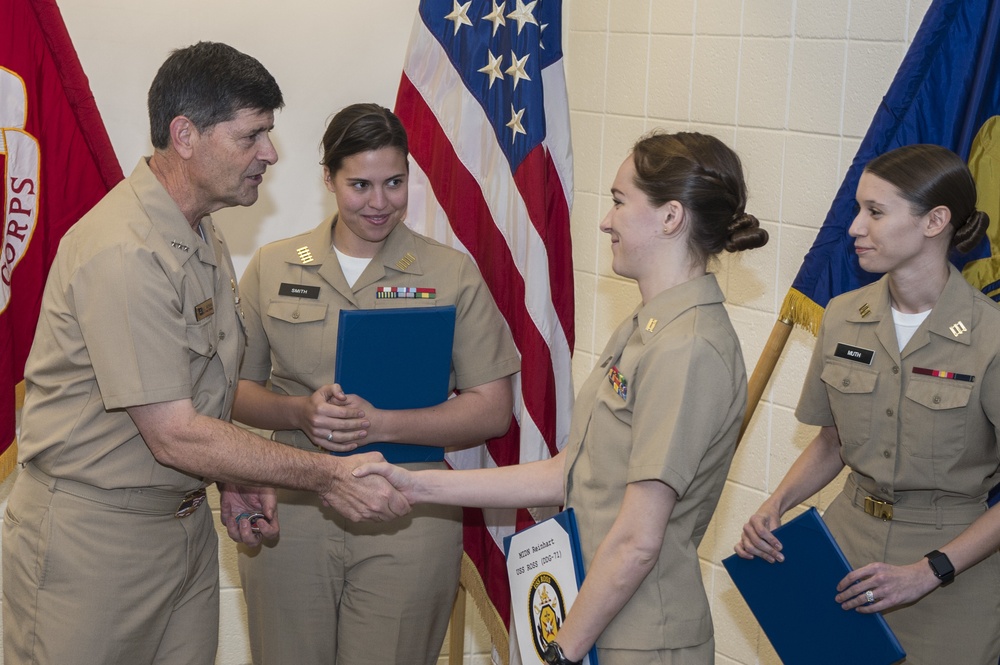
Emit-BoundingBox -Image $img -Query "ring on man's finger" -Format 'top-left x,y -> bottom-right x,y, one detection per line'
327,431 -> 334,442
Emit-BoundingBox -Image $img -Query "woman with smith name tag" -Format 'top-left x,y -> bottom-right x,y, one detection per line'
358,132 -> 769,664
736,144 -> 1000,664
230,104 -> 520,665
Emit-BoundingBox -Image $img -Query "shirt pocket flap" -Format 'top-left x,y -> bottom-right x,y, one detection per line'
905,376 -> 972,410
266,301 -> 328,324
186,318 -> 217,358
821,361 -> 877,395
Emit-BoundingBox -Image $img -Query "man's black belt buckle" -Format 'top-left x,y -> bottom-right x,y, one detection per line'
175,488 -> 207,518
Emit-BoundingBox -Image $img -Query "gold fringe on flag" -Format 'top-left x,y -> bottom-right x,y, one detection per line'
460,553 -> 510,665
778,288 -> 825,336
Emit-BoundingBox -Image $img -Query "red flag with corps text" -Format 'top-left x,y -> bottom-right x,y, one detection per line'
0,0 -> 123,478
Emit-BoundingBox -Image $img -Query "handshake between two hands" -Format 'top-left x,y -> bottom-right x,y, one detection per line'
329,452 -> 416,522
219,455 -> 417,546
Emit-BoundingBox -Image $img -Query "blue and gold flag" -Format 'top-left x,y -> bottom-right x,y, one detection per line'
783,0 -> 1000,334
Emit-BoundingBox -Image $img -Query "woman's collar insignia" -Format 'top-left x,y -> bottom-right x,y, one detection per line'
296,246 -> 315,264
395,252 -> 416,271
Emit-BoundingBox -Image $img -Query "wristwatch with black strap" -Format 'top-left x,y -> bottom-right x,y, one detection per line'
924,549 -> 955,587
542,641 -> 583,665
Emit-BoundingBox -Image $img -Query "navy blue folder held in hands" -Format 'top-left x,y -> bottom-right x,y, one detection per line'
722,507 -> 905,665
332,305 -> 455,464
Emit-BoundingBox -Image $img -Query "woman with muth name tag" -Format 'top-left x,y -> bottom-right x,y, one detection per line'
231,103 -> 520,665
735,144 -> 1000,664
359,131 -> 768,664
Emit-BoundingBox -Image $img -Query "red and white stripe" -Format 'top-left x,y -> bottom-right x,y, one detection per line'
395,8 -> 574,660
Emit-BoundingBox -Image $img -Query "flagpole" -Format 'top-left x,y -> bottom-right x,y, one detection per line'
448,584 -> 466,665
738,317 -> 793,445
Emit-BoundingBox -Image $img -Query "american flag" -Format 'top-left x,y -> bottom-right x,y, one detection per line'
394,0 -> 574,660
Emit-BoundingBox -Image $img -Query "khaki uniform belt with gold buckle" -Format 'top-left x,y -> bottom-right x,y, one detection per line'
25,463 -> 207,518
843,474 -> 985,525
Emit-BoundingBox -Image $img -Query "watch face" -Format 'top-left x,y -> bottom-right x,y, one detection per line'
927,550 -> 955,583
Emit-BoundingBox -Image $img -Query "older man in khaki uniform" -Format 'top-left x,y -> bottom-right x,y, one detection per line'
2,42 -> 407,665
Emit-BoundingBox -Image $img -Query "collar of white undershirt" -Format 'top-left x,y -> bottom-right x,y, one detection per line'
891,306 -> 931,352
333,245 -> 372,287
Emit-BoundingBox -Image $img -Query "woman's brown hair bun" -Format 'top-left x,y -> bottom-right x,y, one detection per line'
725,212 -> 768,252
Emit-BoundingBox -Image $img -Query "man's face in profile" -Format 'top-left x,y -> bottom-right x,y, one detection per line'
187,107 -> 278,213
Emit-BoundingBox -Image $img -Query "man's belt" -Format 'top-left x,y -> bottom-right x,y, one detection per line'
25,463 -> 207,518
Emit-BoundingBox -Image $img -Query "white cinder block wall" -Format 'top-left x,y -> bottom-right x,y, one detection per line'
565,2 -> 931,664
1,1 -> 932,663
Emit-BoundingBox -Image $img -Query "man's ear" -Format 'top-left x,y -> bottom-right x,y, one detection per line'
169,116 -> 196,160
924,205 -> 952,239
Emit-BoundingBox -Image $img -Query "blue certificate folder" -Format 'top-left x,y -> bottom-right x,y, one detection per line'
722,508 -> 905,665
503,509 -> 599,665
331,305 -> 455,464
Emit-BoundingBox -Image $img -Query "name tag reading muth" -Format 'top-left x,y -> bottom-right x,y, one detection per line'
834,343 -> 875,365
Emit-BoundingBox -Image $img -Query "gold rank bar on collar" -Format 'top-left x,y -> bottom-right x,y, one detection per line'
395,252 -> 416,271
859,303 -> 871,318
296,246 -> 314,264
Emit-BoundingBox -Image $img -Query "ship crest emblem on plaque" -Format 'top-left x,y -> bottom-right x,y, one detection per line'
529,572 -> 567,659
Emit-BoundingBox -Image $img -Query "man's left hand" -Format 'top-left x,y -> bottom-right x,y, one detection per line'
218,483 -> 280,545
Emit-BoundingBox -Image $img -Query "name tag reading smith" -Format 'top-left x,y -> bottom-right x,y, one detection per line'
279,283 -> 320,299
834,343 -> 875,365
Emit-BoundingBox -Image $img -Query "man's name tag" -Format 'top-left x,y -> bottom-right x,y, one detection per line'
194,298 -> 214,321
834,343 -> 874,365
